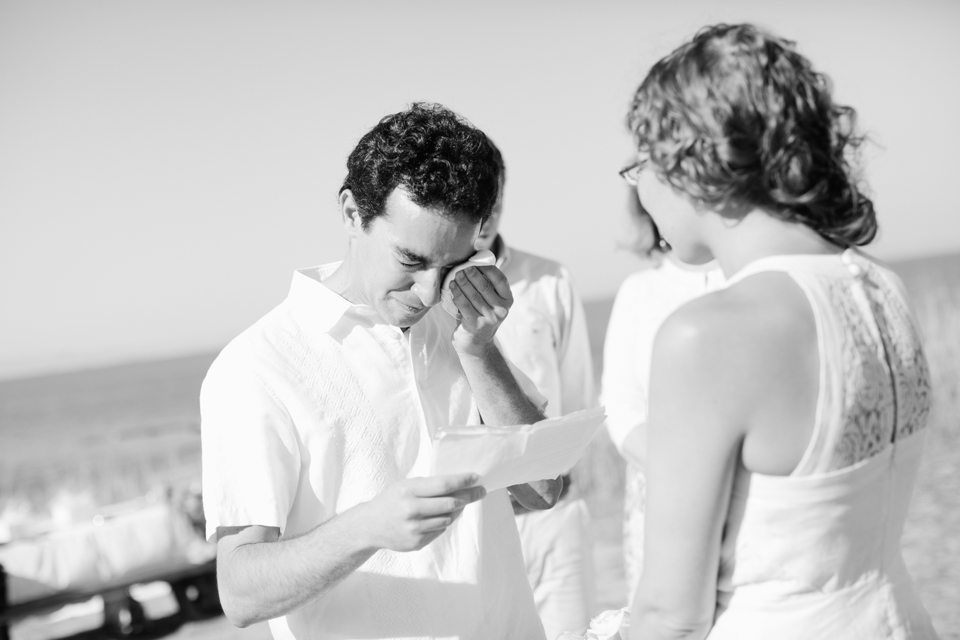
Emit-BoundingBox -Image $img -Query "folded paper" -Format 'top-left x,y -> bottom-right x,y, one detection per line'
430,407 -> 606,491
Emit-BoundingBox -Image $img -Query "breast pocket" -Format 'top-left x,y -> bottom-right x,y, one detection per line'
497,305 -> 561,413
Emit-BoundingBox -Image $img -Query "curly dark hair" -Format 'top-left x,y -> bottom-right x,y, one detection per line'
487,137 -> 506,185
340,102 -> 501,228
627,23 -> 877,247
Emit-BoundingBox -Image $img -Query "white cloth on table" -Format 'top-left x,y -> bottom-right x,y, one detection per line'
707,250 -> 938,639
0,501 -> 210,602
200,262 -> 545,640
492,239 -> 598,640
600,257 -> 724,595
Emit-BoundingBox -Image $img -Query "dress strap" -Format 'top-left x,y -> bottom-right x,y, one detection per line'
724,248 -> 857,287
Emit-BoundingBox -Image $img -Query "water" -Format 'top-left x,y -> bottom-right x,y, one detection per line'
2,253 -> 958,638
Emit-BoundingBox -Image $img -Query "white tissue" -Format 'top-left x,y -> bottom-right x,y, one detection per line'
439,249 -> 497,317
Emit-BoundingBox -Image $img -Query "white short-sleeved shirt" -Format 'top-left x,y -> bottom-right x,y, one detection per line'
200,263 -> 545,640
494,240 -> 597,419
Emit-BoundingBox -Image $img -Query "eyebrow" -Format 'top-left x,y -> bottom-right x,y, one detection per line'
395,246 -> 472,267
396,247 -> 431,264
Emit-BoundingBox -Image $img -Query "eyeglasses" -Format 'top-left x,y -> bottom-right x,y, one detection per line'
618,159 -> 647,187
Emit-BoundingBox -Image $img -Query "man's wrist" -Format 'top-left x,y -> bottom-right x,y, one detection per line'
453,338 -> 498,360
337,501 -> 384,556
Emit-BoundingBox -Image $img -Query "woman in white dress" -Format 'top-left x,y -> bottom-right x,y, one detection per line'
623,24 -> 940,639
602,192 -> 723,598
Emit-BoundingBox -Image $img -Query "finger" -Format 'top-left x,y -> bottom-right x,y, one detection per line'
416,528 -> 448,549
454,271 -> 491,315
416,515 -> 455,532
416,508 -> 465,533
450,281 -> 481,322
473,265 -> 513,302
409,473 -> 481,498
462,267 -> 509,311
445,485 -> 487,503
412,487 -> 486,517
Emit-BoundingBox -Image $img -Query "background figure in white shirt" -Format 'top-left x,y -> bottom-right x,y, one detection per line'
601,189 -> 724,598
474,140 -> 598,640
201,103 -> 562,640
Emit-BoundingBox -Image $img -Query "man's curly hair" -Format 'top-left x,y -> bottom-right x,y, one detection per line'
341,102 -> 501,228
628,24 -> 877,247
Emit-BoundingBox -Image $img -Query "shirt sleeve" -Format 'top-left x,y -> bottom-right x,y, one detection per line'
601,275 -> 652,453
554,266 -> 599,415
200,349 -> 302,542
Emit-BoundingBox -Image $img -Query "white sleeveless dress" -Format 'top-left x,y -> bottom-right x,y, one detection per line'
708,250 -> 940,639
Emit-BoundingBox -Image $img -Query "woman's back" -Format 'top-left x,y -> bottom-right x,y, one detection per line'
622,23 -> 939,640
709,249 -> 938,639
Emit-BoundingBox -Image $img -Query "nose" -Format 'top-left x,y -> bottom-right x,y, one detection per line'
412,269 -> 443,307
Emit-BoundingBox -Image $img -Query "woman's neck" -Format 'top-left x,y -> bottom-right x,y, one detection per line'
665,252 -> 718,273
709,210 -> 843,278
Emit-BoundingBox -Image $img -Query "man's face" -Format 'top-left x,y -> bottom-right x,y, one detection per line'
348,188 -> 481,328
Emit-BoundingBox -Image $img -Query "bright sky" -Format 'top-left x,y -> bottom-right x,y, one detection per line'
2,0 -> 958,379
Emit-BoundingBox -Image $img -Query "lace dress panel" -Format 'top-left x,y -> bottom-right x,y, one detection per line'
859,264 -> 932,442
817,261 -> 931,472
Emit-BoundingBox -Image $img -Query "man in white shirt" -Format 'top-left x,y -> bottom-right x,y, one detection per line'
473,141 -> 598,639
200,103 -> 561,640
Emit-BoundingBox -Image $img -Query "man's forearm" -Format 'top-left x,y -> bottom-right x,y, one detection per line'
457,342 -> 562,508
457,342 -> 544,425
218,507 -> 377,627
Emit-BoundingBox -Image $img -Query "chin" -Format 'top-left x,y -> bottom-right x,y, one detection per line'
671,243 -> 713,266
389,302 -> 429,328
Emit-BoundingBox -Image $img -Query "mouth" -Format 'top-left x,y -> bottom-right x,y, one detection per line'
397,299 -> 426,315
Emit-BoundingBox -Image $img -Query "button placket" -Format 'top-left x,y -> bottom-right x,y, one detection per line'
405,328 -> 433,458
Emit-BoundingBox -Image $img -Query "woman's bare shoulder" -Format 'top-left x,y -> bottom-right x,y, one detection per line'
654,272 -> 818,412
667,270 -> 812,340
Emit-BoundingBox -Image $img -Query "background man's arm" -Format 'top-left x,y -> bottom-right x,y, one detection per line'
450,265 -> 563,508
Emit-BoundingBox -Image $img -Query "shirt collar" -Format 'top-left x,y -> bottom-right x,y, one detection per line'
287,262 -> 381,335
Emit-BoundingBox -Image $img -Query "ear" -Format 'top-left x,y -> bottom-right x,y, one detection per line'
339,190 -> 364,238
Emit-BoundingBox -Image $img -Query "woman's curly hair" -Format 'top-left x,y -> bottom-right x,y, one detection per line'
627,24 -> 876,246
341,102 -> 500,228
